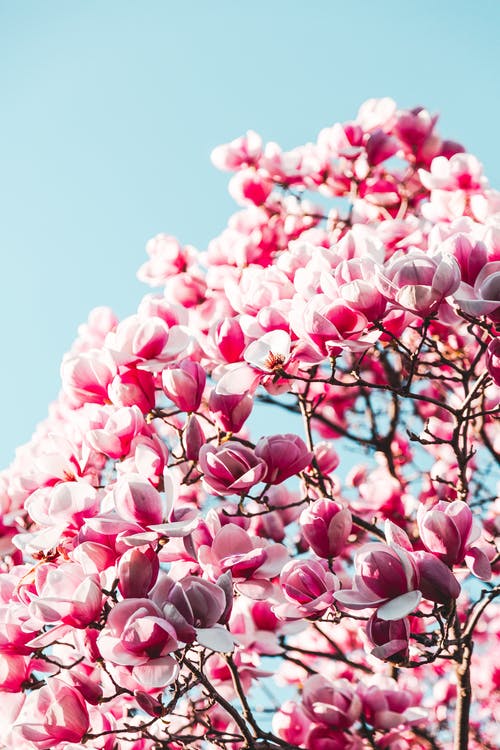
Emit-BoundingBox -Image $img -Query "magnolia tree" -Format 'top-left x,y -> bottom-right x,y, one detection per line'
1,99 -> 500,750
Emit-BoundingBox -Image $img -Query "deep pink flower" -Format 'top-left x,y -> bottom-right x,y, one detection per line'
334,538 -> 421,621
413,551 -> 461,604
417,500 -> 492,580
276,558 -> 339,620
255,434 -> 313,484
97,598 -> 179,688
108,368 -> 156,413
162,359 -> 206,412
117,545 -> 160,598
302,674 -> 362,729
365,613 -> 410,662
300,499 -> 352,559
208,389 -> 253,433
199,441 -> 267,496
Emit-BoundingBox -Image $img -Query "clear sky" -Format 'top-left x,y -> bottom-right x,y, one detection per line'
1,0 -> 499,467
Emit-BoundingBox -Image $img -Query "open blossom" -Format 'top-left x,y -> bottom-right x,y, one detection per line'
27,562 -> 102,629
197,522 -> 289,598
417,500 -> 492,580
358,676 -> 425,730
199,441 -> 267,495
97,598 -> 179,688
334,540 -> 421,620
244,329 -> 292,372
376,249 -> 461,316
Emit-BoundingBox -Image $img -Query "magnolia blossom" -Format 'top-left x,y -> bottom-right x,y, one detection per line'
417,500 -> 492,580
97,598 -> 179,688
300,499 -> 352,559
276,558 -> 339,620
454,261 -> 500,322
244,329 -> 292,372
376,249 -> 461,316
199,441 -> 267,495
255,434 -> 313,484
301,675 -> 362,729
334,540 -> 421,620
13,680 -> 89,748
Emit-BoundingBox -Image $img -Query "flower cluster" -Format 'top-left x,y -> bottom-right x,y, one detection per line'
0,98 -> 498,750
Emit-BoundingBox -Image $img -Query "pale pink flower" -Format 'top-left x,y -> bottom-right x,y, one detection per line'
86,405 -> 144,458
14,679 -> 89,748
211,130 -> 263,171
61,349 -> 117,407
376,249 -> 461,316
244,329 -> 292,372
27,561 -> 102,629
137,233 -> 196,287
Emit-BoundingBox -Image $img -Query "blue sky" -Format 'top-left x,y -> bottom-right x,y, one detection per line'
1,1 -> 499,467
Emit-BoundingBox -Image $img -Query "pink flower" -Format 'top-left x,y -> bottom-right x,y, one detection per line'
209,317 -> 245,363
156,573 -> 234,652
454,261 -> 500,322
291,295 -> 376,360
358,676 -> 425,729
302,674 -> 362,729
199,441 -> 267,496
137,233 -> 195,286
97,598 -> 179,688
197,522 -> 288,599
0,654 -> 29,692
211,130 -> 263,171
255,434 -> 313,484
108,368 -> 156,413
162,359 -> 206,412
334,536 -> 421,621
272,701 -> 312,746
417,500 -> 492,580
300,499 -> 352,559
276,558 -> 339,620
229,167 -> 274,206
61,350 -> 117,407
117,545 -> 160,598
113,474 -> 165,526
28,562 -> 102,629
15,679 -> 89,748
413,551 -> 461,604
366,613 -> 410,663
208,390 -> 254,433
86,405 -> 144,458
376,249 -> 461,316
